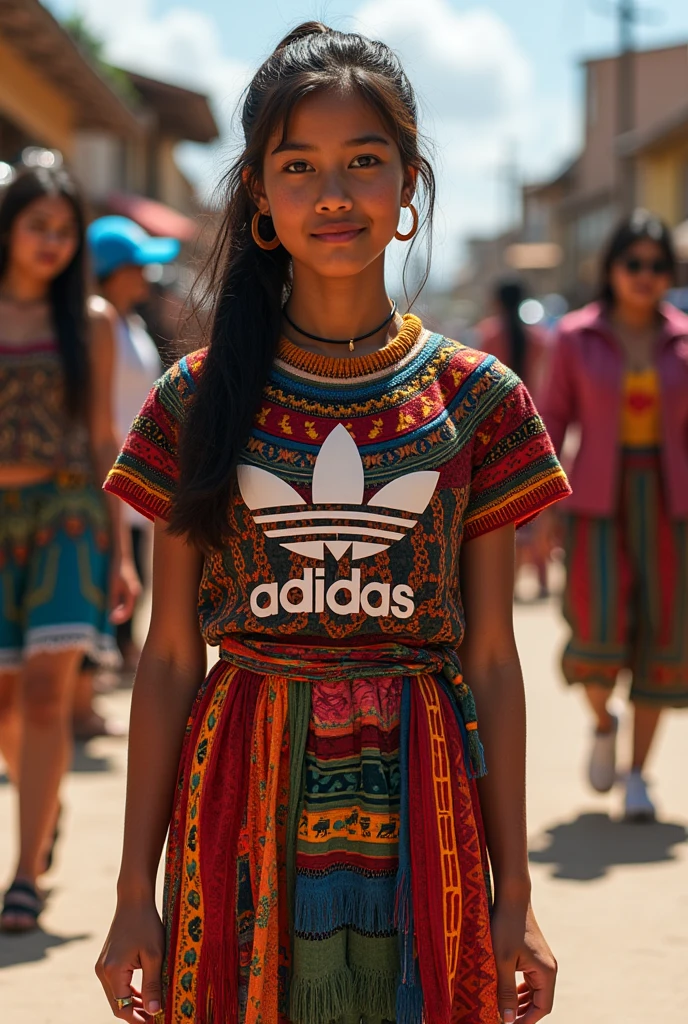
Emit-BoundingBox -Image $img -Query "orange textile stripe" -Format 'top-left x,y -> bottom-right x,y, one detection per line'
462,470 -> 570,540
104,467 -> 171,521
417,675 -> 462,997
245,677 -> 289,1024
168,666 -> 237,1024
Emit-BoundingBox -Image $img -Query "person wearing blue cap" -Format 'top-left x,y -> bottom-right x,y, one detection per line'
87,216 -> 180,674
87,215 -> 180,283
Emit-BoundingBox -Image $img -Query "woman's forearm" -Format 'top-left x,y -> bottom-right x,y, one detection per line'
117,645 -> 206,901
467,655 -> 531,905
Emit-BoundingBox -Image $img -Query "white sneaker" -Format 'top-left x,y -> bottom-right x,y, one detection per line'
588,713 -> 619,793
624,770 -> 656,822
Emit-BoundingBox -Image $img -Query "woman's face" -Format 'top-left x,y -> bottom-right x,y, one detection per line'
258,89 -> 415,279
609,239 -> 673,314
8,195 -> 80,284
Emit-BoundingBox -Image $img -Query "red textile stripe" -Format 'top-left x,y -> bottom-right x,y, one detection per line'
194,671 -> 260,1024
438,687 -> 499,1024
654,469 -> 676,647
161,669 -> 219,1007
409,678 -> 452,1024
569,517 -> 592,644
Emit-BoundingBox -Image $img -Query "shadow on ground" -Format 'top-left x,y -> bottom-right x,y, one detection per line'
529,812 -> 688,881
69,740 -> 113,774
0,928 -> 90,969
4,747 -> 113,777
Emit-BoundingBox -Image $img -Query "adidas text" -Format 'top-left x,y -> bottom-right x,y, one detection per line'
249,568 -> 414,620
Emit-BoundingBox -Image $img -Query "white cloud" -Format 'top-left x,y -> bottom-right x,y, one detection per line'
351,0 -> 578,278
354,0 -> 531,126
66,0 -> 247,98
60,0 -> 250,194
352,3 -> 530,217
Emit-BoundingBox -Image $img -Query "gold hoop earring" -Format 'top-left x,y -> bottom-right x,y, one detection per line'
251,210 -> 281,251
395,203 -> 418,242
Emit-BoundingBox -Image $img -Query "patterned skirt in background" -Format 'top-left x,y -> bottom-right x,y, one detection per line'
0,475 -> 118,669
562,448 -> 688,706
160,644 -> 501,1024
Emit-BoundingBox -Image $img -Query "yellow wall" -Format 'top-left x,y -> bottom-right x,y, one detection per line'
0,32 -> 74,155
638,141 -> 688,225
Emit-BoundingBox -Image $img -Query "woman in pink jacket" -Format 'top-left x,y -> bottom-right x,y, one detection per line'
540,210 -> 688,821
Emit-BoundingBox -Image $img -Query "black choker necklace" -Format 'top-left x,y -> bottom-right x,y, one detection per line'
283,301 -> 398,352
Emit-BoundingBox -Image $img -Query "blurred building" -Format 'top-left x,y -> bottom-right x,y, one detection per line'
456,40 -> 688,317
0,0 -> 220,350
0,0 -> 218,219
75,71 -> 218,235
0,0 -> 139,163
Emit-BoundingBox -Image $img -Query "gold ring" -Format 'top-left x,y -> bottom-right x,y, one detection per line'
115,996 -> 134,1010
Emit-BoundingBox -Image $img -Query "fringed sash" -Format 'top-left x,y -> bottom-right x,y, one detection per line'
165,638 -> 494,1024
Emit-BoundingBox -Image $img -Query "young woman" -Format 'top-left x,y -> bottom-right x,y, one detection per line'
0,167 -> 138,930
477,280 -> 554,599
97,24 -> 569,1024
540,210 -> 688,821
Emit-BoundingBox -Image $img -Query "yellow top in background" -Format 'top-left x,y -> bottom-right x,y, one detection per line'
620,367 -> 661,447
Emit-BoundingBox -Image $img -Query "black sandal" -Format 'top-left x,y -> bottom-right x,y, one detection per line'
0,879 -> 44,932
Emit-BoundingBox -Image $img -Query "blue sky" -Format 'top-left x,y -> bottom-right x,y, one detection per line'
46,0 -> 688,282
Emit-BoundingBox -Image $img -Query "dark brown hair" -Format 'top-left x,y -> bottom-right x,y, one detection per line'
171,21 -> 437,549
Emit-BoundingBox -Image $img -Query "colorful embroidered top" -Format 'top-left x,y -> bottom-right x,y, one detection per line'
620,366 -> 661,447
0,337 -> 91,473
105,316 -> 570,652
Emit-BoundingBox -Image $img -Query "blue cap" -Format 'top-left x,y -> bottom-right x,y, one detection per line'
87,216 -> 181,278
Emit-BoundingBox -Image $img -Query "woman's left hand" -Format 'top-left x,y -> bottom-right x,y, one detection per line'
491,901 -> 557,1023
109,556 -> 141,626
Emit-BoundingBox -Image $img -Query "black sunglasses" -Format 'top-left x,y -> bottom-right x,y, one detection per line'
620,256 -> 671,276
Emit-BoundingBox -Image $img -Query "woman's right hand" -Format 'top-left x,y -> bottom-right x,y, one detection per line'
96,898 -> 165,1021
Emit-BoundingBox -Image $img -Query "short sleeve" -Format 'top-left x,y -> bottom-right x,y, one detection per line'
463,362 -> 571,540
104,351 -> 203,522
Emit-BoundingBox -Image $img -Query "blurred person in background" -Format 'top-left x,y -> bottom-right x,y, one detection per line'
87,216 -> 179,672
540,210 -> 688,821
0,167 -> 138,931
478,278 -> 554,598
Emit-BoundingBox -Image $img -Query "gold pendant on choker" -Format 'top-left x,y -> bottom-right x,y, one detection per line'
349,340 -> 355,352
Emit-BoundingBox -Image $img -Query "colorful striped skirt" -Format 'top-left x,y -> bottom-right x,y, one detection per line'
160,641 -> 500,1024
562,448 -> 688,706
0,475 -> 118,670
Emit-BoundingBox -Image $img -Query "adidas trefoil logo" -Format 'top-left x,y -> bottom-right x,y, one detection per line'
237,423 -> 439,563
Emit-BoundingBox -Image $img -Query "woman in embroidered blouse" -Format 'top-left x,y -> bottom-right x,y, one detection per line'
0,167 -> 138,931
540,211 -> 688,822
97,24 -> 569,1024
